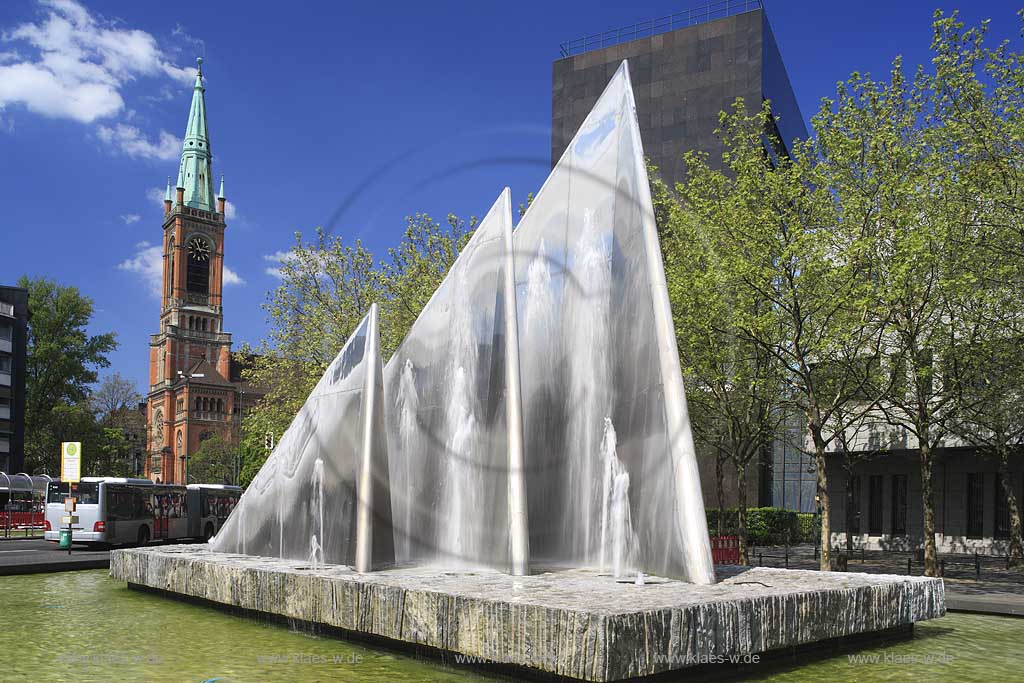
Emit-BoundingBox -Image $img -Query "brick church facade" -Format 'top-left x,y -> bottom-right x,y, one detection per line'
145,59 -> 257,484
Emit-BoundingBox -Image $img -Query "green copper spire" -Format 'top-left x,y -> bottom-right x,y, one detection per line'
176,57 -> 216,211
164,176 -> 172,202
218,174 -> 225,200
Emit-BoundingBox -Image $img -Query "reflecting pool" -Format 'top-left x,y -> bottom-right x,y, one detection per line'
0,570 -> 1020,682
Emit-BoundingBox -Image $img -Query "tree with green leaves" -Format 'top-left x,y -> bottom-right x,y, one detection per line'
190,434 -> 236,484
19,276 -> 116,474
668,100 -> 894,571
653,164 -> 787,564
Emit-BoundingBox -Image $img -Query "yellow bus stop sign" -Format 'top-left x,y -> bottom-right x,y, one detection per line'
61,442 -> 81,483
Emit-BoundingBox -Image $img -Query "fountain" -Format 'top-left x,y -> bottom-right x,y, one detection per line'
111,61 -> 945,682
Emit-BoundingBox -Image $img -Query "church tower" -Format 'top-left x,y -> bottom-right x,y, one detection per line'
146,59 -> 240,484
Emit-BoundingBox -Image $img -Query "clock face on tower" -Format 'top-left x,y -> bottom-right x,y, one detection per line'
188,237 -> 211,262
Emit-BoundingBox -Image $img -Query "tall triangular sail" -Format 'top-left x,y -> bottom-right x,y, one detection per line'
383,189 -> 528,574
513,61 -> 715,584
212,305 -> 394,571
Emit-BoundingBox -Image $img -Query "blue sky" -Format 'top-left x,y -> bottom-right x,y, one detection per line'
0,0 -> 1018,395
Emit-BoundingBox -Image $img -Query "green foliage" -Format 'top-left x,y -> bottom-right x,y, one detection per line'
706,508 -> 800,546
797,513 -> 817,543
190,435 -> 236,485
19,276 -> 117,474
238,213 -> 471,484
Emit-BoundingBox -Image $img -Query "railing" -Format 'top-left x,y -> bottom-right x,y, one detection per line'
711,535 -> 741,564
172,204 -> 221,222
192,411 -> 230,422
2,511 -> 45,538
559,0 -> 763,57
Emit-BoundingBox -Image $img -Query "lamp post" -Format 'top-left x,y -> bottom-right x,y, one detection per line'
176,369 -> 205,485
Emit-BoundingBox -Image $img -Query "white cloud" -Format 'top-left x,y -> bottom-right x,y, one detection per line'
120,213 -> 140,224
96,123 -> 179,160
224,200 -> 237,221
118,240 -> 163,298
0,1 -> 195,148
146,186 -> 166,205
223,266 -> 245,287
263,250 -> 293,279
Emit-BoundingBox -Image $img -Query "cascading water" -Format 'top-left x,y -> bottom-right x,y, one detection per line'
309,458 -> 325,568
396,359 -> 419,562
441,264 -> 479,566
523,238 -> 556,356
566,208 -> 614,562
598,418 -> 637,577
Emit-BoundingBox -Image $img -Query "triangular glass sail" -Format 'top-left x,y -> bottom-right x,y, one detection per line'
384,189 -> 528,573
212,304 -> 393,571
513,61 -> 715,584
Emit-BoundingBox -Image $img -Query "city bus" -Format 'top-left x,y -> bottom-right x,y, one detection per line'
187,484 -> 242,540
43,477 -> 239,546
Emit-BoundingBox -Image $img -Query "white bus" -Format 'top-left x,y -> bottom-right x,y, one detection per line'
43,477 -> 238,546
187,484 -> 242,540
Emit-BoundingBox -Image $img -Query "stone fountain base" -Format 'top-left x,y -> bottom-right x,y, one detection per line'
110,545 -> 944,682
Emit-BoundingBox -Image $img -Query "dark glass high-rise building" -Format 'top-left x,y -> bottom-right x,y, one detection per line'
0,285 -> 28,473
552,2 -> 807,188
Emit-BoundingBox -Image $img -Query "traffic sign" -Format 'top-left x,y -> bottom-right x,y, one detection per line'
61,442 -> 82,483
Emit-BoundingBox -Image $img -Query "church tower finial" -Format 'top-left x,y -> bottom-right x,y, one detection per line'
176,57 -> 215,211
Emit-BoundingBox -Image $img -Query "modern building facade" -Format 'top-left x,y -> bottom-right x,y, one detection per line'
0,285 -> 28,473
824,422 -> 1023,556
553,2 -> 806,511
552,1 -> 806,189
144,59 -> 259,485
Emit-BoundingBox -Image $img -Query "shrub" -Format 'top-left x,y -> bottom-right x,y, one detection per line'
706,507 -> 801,545
796,512 -> 816,543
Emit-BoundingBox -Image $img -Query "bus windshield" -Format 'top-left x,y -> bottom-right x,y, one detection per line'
46,482 -> 99,505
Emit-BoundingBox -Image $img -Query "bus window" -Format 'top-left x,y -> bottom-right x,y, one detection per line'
46,482 -> 99,505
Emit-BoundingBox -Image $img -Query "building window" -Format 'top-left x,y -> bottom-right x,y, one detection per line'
848,475 -> 861,536
891,474 -> 908,536
186,236 -> 212,294
995,474 -> 1011,539
0,323 -> 11,340
0,356 -> 11,373
868,475 -> 883,535
167,238 -> 175,298
967,473 -> 985,539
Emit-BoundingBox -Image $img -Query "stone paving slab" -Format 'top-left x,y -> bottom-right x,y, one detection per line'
110,544 -> 945,682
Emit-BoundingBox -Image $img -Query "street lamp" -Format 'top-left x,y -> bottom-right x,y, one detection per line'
176,369 -> 206,485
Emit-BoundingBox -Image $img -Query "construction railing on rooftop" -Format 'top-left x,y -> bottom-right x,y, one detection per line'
559,0 -> 763,58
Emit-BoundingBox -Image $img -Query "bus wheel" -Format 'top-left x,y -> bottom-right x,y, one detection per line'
137,525 -> 150,547
203,523 -> 215,542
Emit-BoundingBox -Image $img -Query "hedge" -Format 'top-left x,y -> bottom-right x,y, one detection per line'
796,512 -> 816,543
706,507 -> 803,545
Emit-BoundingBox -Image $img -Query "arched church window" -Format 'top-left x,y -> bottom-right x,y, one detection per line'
195,397 -> 201,412
153,409 -> 164,443
186,236 -> 212,294
167,238 -> 175,298
202,318 -> 208,332
176,431 -> 182,455
217,399 -> 223,413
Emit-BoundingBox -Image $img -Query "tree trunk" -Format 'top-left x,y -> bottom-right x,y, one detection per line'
997,443 -> 1024,566
920,442 -> 938,577
715,453 -> 725,537
811,427 -> 830,571
844,461 -> 855,554
737,462 -> 749,565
